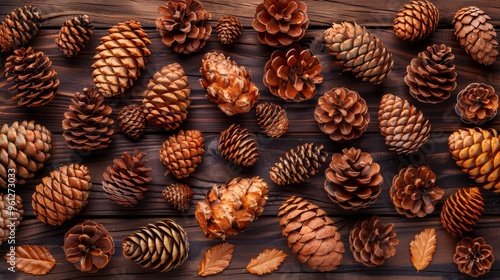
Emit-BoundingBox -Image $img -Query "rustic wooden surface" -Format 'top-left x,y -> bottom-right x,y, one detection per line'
0,0 -> 499,279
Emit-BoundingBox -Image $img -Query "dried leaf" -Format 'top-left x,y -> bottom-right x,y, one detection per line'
410,228 -> 437,272
246,248 -> 287,275
198,242 -> 235,276
3,245 -> 55,275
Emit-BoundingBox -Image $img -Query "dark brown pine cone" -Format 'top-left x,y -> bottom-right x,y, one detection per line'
255,103 -> 289,138
218,124 -> 258,167
0,6 -> 42,52
454,237 -> 495,278
55,15 -> 94,57
393,0 -> 439,42
217,15 -> 242,44
455,83 -> 498,125
441,187 -> 484,236
0,194 -> 23,245
162,183 -> 193,212
117,104 -> 146,140
159,130 -> 205,179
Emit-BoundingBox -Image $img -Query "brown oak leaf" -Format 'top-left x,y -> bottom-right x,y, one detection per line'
410,228 -> 437,272
198,242 -> 235,276
246,248 -> 287,275
4,245 -> 55,275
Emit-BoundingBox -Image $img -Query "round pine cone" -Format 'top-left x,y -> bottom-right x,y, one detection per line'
55,15 -> 94,57
0,6 -> 42,52
218,124 -> 258,167
255,103 -> 289,138
393,0 -> 439,42
454,237 -> 494,278
441,187 -> 484,236
0,194 -> 23,245
217,15 -> 242,44
455,83 -> 498,125
159,130 -> 205,179
162,183 -> 193,212
117,104 -> 146,140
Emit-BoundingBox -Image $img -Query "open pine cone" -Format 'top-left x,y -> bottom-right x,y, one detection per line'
255,103 -> 289,138
454,237 -> 494,278
159,130 -> 205,179
393,0 -> 439,42
0,194 -> 23,245
217,15 -> 242,44
162,183 -> 193,212
117,104 -> 146,140
455,83 -> 498,125
0,5 -> 42,52
218,124 -> 258,167
55,15 -> 94,57
441,187 -> 484,236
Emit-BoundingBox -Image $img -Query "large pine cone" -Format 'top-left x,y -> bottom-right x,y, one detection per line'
0,6 -> 41,52
218,124 -> 258,167
32,164 -> 92,226
162,183 -> 193,212
278,196 -> 344,272
455,83 -> 498,125
454,237 -> 494,278
255,103 -> 289,138
92,20 -> 151,97
0,120 -> 52,187
117,104 -> 146,140
324,22 -> 393,84
55,15 -> 94,57
195,176 -> 269,239
324,147 -> 382,211
441,187 -> 484,236
159,130 -> 205,179
0,194 -> 23,245
393,0 -> 439,42
263,45 -> 323,102
405,44 -> 457,104
217,16 -> 242,45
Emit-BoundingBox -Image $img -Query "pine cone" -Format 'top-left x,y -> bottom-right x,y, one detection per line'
404,44 -> 457,104
142,63 -> 190,130
263,45 -> 323,102
441,187 -> 484,236
324,147 -> 382,211
218,124 -> 258,167
0,120 -> 52,187
117,104 -> 146,140
453,6 -> 499,65
196,176 -> 269,239
324,22 -> 393,84
255,103 -> 289,138
102,150 -> 152,207
270,143 -> 327,185
64,221 -> 114,273
62,88 -> 114,151
200,52 -> 259,116
162,183 -> 193,212
314,87 -> 370,142
159,130 -> 205,179
393,0 -> 439,42
390,165 -> 444,218
252,0 -> 309,47
4,47 -> 60,107
0,193 -> 23,245
122,219 -> 189,272
454,237 -> 494,278
0,6 -> 42,52
31,164 -> 92,226
278,196 -> 344,272
378,93 -> 431,154
55,15 -> 94,57
349,215 -> 399,267
217,15 -> 242,45
455,83 -> 498,125
156,0 -> 212,54
92,20 -> 151,97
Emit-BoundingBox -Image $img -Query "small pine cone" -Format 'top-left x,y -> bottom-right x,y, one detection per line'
217,16 -> 242,44
453,6 -> 499,65
278,196 -> 344,272
405,44 -> 457,104
270,143 -> 327,185
390,165 -> 444,218
55,15 -> 94,57
162,183 -> 193,212
64,221 -> 115,273
62,88 -> 115,151
196,176 -> 269,239
455,83 -> 498,125
102,150 -> 152,207
252,0 -> 309,47
324,147 -> 382,211
378,93 -> 431,154
218,124 -> 258,167
117,104 -> 146,140
0,194 -> 23,245
142,63 -> 190,131
4,47 -> 60,107
393,0 -> 439,42
159,130 -> 205,179
255,103 -> 289,138
32,164 -> 92,226
0,6 -> 42,52
122,219 -> 189,272
314,87 -> 370,142
263,45 -> 323,102
92,20 -> 151,97
324,22 -> 393,84
454,237 -> 494,278
156,0 -> 212,54
441,187 -> 484,236
349,215 -> 399,267
0,120 -> 52,187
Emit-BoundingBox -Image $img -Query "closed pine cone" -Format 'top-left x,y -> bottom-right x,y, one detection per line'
218,124 -> 258,167
393,0 -> 439,42
455,83 -> 498,125
162,183 -> 193,212
32,164 -> 92,226
454,237 -> 494,278
117,104 -> 146,140
159,130 -> 205,179
324,147 -> 382,211
441,187 -> 484,236
278,196 -> 344,272
0,194 -> 23,245
217,16 -> 242,44
0,6 -> 42,52
55,15 -> 94,57
255,103 -> 288,138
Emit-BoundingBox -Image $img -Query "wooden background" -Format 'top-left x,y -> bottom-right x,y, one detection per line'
0,0 -> 499,279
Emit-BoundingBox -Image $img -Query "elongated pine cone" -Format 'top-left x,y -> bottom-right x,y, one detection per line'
200,52 -> 259,116
122,219 -> 189,272
454,237 -> 494,277
117,104 -> 146,140
263,45 -> 323,102
159,130 -> 205,179
0,194 -> 23,244
0,120 -> 52,187
64,221 -> 115,273
378,93 -> 431,154
162,183 -> 193,212
455,83 -> 498,125
32,164 -> 92,226
218,124 -> 258,167
255,103 -> 289,138
453,6 -> 498,65
156,0 -> 212,54
324,22 -> 393,84
405,44 -> 457,104
4,47 -> 60,107
92,20 -> 151,97
55,15 -> 94,57
390,165 -> 444,218
217,16 -> 242,44
270,143 -> 327,185
441,187 -> 484,236
393,0 -> 439,42
324,147 -> 382,210
102,150 -> 152,207
0,6 -> 41,52
349,215 -> 399,267
142,63 -> 190,130
196,176 -> 269,239
62,88 -> 114,151
278,196 -> 344,271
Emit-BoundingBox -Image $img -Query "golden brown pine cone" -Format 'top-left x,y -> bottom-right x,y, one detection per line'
454,237 -> 494,278
255,103 -> 289,138
218,124 -> 258,167
0,6 -> 42,52
117,104 -> 146,140
455,83 -> 498,125
263,45 -> 323,102
278,196 -> 344,271
324,147 -> 382,211
217,15 -> 242,44
55,15 -> 94,57
159,130 -> 205,179
393,0 -> 439,42
0,193 -> 23,245
162,183 -> 193,212
441,187 -> 484,236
